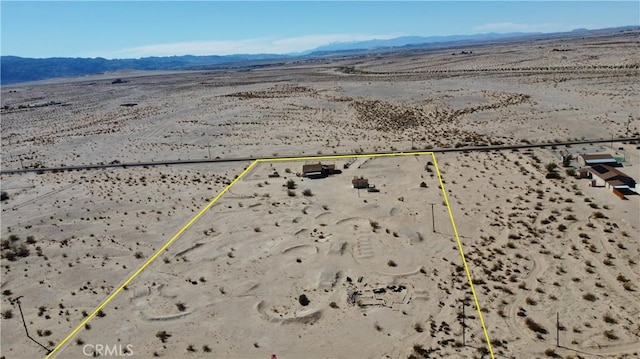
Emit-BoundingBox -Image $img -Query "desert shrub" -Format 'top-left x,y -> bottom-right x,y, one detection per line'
370,220 -> 380,231
302,189 -> 313,197
387,260 -> 397,267
525,318 -> 548,334
0,191 -> 8,201
176,302 -> 187,312
603,330 -> 618,340
592,211 -> 607,219
156,330 -> 172,343
544,348 -> 561,358
134,251 -> 143,259
603,313 -> 617,324
1,309 -> 12,319
287,190 -> 296,197
583,293 -> 597,302
286,180 -> 296,189
298,294 -> 310,306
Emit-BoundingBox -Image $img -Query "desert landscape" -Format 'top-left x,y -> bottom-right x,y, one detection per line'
1,28 -> 639,359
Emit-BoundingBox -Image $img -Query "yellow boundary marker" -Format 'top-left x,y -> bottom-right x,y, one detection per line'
46,152 -> 494,358
432,153 -> 495,359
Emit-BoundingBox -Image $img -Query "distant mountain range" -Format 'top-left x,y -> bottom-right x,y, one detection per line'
1,26 -> 637,85
305,32 -> 541,53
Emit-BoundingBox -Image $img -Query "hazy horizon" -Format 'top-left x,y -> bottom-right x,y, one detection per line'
1,1 -> 639,59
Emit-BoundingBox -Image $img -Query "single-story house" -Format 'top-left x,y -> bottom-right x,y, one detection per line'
352,176 -> 369,189
587,164 -> 636,190
302,163 -> 336,179
577,153 -> 619,167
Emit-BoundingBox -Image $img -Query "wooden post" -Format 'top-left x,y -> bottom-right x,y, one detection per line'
462,300 -> 466,346
556,312 -> 560,347
430,203 -> 435,233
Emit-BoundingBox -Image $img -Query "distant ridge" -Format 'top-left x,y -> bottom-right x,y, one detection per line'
305,32 -> 541,53
1,26 -> 637,85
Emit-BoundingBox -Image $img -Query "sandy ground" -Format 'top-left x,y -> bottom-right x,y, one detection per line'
1,28 -> 639,358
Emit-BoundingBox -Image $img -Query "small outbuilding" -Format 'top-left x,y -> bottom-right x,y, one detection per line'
352,176 -> 369,189
302,163 -> 336,179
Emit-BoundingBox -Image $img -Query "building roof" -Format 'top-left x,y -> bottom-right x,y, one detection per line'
302,163 -> 335,173
302,163 -> 323,173
579,153 -> 615,160
607,179 -> 628,187
588,165 -> 634,182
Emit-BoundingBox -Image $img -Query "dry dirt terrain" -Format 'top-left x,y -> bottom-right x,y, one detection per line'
1,28 -> 639,358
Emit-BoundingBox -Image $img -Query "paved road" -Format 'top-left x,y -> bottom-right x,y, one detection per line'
1,137 -> 638,175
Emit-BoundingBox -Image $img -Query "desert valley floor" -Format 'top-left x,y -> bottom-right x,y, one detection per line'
1,28 -> 639,358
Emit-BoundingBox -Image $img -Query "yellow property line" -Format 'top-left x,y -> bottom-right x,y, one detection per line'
46,152 -> 493,358
432,153 -> 495,359
45,161 -> 259,358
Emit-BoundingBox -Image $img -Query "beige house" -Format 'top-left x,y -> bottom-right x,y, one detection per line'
577,153 -> 618,167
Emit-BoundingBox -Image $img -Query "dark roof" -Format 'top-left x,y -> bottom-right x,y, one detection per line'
588,165 -> 634,182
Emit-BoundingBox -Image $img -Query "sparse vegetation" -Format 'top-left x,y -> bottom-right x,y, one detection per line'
298,294 -> 310,306
156,330 -> 172,343
525,318 -> 548,334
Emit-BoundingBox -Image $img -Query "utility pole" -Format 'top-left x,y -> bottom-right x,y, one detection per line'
461,300 -> 466,346
429,203 -> 435,233
556,312 -> 560,348
208,143 -> 211,159
610,134 -> 613,149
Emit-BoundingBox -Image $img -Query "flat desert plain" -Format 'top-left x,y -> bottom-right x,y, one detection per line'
1,29 -> 639,358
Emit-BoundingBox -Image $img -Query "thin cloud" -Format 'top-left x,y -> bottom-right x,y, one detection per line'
94,33 -> 402,59
473,22 -> 568,33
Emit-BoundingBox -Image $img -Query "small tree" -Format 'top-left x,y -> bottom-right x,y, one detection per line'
545,163 -> 558,173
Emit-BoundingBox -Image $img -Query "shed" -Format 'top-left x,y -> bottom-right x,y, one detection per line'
352,176 -> 369,189
302,163 -> 336,179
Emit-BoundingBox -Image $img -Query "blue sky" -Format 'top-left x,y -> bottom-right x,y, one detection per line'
1,1 -> 638,59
